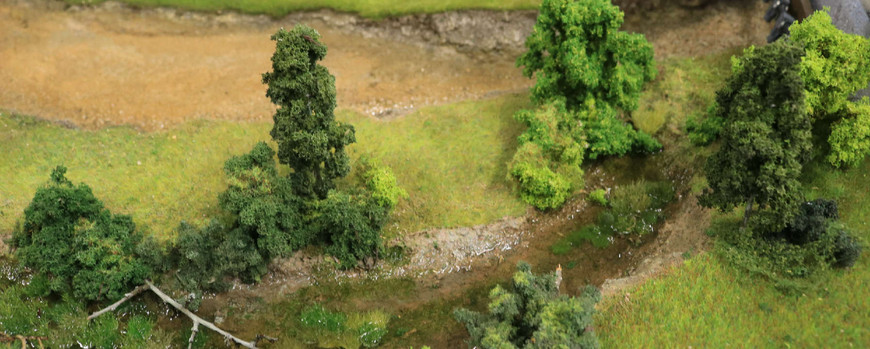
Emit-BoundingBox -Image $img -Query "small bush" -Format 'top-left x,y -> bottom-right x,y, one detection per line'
509,162 -> 571,210
685,104 -> 724,146
9,166 -> 152,302
359,163 -> 408,209
453,262 -> 600,349
318,191 -> 388,269
588,189 -> 608,206
831,227 -> 862,269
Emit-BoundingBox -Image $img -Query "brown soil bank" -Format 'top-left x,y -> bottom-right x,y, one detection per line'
0,0 -> 769,131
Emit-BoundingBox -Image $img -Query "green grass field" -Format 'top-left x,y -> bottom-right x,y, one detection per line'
0,95 -> 528,240
65,0 -> 540,18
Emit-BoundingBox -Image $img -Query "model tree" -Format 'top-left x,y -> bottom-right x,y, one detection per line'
262,25 -> 356,199
9,167 -> 153,301
699,41 -> 812,230
517,0 -> 656,111
510,0 -> 660,210
454,262 -> 600,348
789,11 -> 870,167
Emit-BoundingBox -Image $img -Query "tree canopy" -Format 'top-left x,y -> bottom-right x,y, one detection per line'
789,10 -> 870,167
454,262 -> 600,348
517,0 -> 656,112
263,25 -> 356,199
10,167 -> 152,302
699,41 -> 812,230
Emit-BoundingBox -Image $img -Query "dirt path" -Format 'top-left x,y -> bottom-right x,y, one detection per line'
0,0 -> 770,131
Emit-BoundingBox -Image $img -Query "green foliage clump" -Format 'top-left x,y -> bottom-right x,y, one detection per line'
587,189 -> 608,206
9,166 -> 152,302
715,199 -> 862,294
580,102 -> 662,159
263,25 -> 356,199
454,262 -> 600,348
789,11 -> 870,117
357,158 -> 408,209
827,100 -> 870,167
172,221 -> 266,292
685,104 -> 724,146
788,11 -> 870,167
517,0 -> 656,112
509,102 -> 584,210
699,41 -> 812,231
316,191 -> 388,269
509,0 -> 661,210
299,304 -> 389,349
606,180 -> 674,235
220,142 -> 311,257
509,162 -> 571,210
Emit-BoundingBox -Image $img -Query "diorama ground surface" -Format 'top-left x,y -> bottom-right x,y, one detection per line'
1,0 -> 868,348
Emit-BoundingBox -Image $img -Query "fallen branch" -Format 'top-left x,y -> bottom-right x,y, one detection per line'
88,280 -> 274,349
0,333 -> 46,349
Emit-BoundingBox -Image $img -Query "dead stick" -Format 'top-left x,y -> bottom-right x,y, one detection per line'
188,321 -> 200,349
88,281 -> 265,349
87,284 -> 149,321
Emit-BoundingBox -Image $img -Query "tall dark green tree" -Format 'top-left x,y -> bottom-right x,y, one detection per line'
263,25 -> 356,199
699,41 -> 812,230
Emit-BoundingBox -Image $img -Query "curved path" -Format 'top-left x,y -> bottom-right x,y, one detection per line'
0,0 -> 770,131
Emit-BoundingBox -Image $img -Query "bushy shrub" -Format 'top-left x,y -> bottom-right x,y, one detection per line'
509,162 -> 571,210
832,227 -> 862,269
827,100 -> 870,168
587,189 -> 608,206
581,102 -> 661,159
9,166 -> 152,302
356,158 -> 408,209
454,262 -> 600,349
317,191 -> 388,269
517,0 -> 656,112
172,221 -> 267,292
685,104 -> 724,146
220,142 -> 312,257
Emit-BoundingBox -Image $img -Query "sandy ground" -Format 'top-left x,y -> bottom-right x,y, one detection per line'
0,1 -> 530,130
0,0 -> 770,131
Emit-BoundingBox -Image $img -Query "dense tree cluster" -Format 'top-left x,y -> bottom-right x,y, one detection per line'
699,40 -> 812,231
9,167 -> 157,302
454,262 -> 600,348
691,11 -> 870,167
170,26 -> 405,290
699,31 -> 862,273
510,0 -> 660,210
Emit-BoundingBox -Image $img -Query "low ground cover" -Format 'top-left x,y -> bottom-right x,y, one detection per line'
64,0 -> 540,18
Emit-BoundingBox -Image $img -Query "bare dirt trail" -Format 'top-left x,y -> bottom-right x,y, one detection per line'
0,0 -> 771,131
0,1 -> 530,130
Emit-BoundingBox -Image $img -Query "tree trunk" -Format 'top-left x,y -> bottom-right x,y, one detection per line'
742,195 -> 755,228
